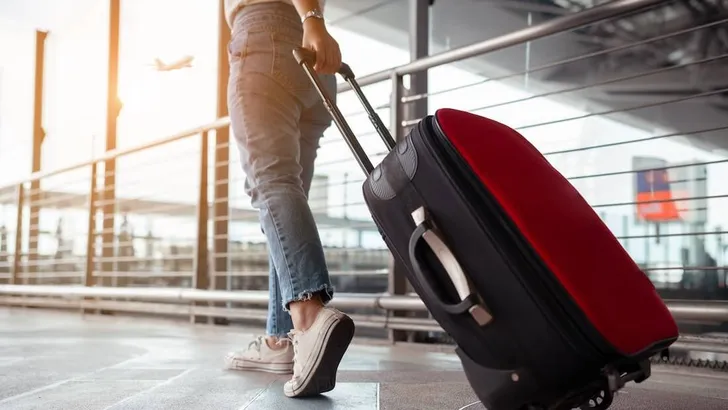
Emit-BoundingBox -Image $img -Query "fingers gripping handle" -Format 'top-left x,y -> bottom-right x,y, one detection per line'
292,47 -> 355,80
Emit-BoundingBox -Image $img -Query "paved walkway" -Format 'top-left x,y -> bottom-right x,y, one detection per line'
1,308 -> 727,409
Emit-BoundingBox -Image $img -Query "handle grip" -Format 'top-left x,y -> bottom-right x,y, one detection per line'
292,47 -> 355,81
408,207 -> 493,327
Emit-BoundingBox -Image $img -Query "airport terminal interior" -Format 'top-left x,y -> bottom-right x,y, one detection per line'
1,0 -> 728,408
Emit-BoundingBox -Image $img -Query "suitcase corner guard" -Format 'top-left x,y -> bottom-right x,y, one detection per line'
409,206 -> 493,327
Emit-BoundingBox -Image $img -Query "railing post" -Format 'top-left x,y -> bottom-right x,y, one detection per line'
386,0 -> 431,343
214,0 -> 231,295
0,224 -> 7,278
84,163 -> 98,288
11,184 -> 25,285
210,0 -> 232,326
101,0 -> 121,288
193,132 -> 210,323
404,0 -> 431,344
388,72 -> 410,343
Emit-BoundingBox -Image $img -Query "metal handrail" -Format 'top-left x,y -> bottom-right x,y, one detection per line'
1,293 -> 726,346
2,285 -> 728,323
0,117 -> 231,189
338,0 -> 666,90
0,0 -> 666,191
0,285 -> 427,311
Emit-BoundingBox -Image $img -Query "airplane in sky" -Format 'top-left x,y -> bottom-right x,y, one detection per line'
151,55 -> 194,71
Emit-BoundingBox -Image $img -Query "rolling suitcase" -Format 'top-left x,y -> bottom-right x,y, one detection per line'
293,48 -> 679,410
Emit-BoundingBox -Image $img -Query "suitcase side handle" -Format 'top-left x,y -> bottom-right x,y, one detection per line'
409,207 -> 493,327
293,47 -> 397,176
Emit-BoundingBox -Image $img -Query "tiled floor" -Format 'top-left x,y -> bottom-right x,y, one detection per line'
1,307 -> 727,409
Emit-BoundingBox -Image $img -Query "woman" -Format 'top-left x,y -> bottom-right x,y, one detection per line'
222,0 -> 355,399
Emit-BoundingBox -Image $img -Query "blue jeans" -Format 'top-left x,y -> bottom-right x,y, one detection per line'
227,3 -> 336,338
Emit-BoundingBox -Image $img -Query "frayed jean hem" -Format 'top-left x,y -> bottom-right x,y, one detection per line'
281,283 -> 335,312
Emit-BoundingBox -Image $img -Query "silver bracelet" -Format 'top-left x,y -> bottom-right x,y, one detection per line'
301,8 -> 324,24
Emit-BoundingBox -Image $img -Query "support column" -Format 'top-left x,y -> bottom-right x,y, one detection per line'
389,0 -> 431,343
406,0 -> 430,124
212,0 -> 232,324
101,0 -> 121,288
28,30 -> 47,285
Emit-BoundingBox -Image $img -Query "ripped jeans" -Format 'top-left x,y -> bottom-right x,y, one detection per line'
227,3 -> 336,338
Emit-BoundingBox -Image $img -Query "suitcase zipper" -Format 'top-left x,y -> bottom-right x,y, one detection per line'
419,116 -> 612,362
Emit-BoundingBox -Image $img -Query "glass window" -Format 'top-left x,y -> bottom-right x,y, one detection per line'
0,19 -> 35,187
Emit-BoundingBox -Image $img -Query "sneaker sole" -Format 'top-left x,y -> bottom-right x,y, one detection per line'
285,314 -> 355,398
226,356 -> 293,374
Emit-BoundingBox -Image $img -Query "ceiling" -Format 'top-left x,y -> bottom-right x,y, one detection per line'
326,0 -> 728,155
2,0 -> 727,154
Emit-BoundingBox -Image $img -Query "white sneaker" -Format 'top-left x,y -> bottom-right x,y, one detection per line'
224,336 -> 294,374
284,307 -> 355,398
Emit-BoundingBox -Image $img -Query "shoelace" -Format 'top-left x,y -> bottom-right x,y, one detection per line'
248,335 -> 295,353
288,331 -> 301,372
247,336 -> 265,352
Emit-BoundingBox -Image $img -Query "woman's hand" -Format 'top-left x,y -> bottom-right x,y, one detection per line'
302,18 -> 341,74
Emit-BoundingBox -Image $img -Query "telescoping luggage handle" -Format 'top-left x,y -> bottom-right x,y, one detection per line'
292,47 -> 395,176
293,47 -> 493,328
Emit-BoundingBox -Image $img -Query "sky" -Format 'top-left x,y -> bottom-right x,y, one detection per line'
0,0 -> 727,268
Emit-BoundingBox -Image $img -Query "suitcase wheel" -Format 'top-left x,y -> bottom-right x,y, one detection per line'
578,387 -> 613,410
549,378 -> 613,410
573,359 -> 650,410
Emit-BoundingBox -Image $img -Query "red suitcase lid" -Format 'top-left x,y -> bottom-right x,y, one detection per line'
434,108 -> 677,356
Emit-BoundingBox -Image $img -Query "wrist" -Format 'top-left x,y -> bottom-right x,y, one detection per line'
303,16 -> 326,31
301,7 -> 325,25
